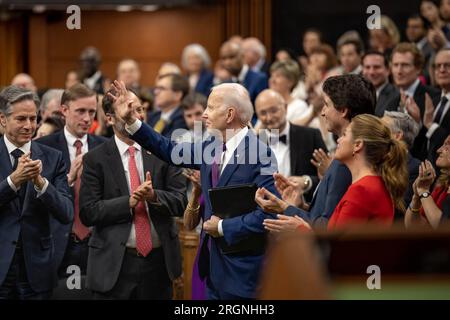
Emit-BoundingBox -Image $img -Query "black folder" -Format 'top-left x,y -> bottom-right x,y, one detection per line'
208,183 -> 267,255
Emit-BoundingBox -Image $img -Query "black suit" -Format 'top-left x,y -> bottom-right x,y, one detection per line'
375,83 -> 400,117
79,137 -> 187,299
147,107 -> 187,139
36,130 -> 107,277
427,98 -> 450,166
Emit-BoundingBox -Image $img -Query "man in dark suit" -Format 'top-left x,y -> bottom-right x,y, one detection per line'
219,41 -> 268,108
110,80 -> 279,300
79,89 -> 187,299
147,73 -> 188,139
255,89 -> 327,201
362,50 -> 400,117
382,111 -> 421,219
390,43 -> 441,160
0,86 -> 73,299
423,48 -> 450,165
242,37 -> 270,76
265,75 -> 376,228
80,46 -> 107,95
37,84 -> 106,281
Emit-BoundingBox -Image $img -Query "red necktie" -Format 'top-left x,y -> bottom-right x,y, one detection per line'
128,146 -> 152,257
73,139 -> 90,240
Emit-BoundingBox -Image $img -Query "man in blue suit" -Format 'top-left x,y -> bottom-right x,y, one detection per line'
108,80 -> 278,300
0,86 -> 73,299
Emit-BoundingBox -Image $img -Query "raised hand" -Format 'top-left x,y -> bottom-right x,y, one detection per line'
310,148 -> 331,180
405,96 -> 421,124
423,93 -> 435,129
10,152 -> 41,187
132,171 -> 157,203
108,80 -> 136,125
254,187 -> 289,214
67,154 -> 83,185
416,160 -> 436,194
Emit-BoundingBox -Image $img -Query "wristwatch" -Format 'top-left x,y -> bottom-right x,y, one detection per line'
419,191 -> 430,199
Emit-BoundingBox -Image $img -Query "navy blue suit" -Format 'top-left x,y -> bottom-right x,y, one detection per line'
0,138 -> 73,294
285,160 -> 352,228
242,69 -> 268,104
147,107 -> 188,139
194,69 -> 214,97
36,130 -> 106,274
131,122 -> 278,299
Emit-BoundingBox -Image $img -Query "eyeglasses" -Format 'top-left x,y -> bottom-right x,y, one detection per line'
153,86 -> 172,93
433,63 -> 450,70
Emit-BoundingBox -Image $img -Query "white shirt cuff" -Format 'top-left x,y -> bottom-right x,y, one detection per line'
125,119 -> 142,135
7,176 -> 18,192
426,123 -> 439,139
218,219 -> 224,236
35,178 -> 49,197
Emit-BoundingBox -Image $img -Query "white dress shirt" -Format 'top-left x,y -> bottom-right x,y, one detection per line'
64,127 -> 88,162
4,135 -> 48,196
114,135 -> 161,249
83,70 -> 102,90
404,78 -> 421,98
269,122 -> 291,177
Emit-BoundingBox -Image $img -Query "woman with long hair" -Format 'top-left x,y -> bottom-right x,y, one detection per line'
256,114 -> 408,230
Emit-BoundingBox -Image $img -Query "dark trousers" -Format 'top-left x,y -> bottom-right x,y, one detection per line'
93,247 -> 172,300
206,279 -> 252,300
0,247 -> 51,300
58,234 -> 89,278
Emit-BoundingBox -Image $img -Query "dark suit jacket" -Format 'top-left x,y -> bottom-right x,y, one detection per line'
131,122 -> 279,298
375,83 -> 400,117
79,137 -> 187,293
0,138 -> 73,292
36,130 -> 107,271
147,106 -> 188,139
242,69 -> 268,104
194,69 -> 214,97
399,153 -> 421,220
285,160 -> 352,228
427,99 -> 450,165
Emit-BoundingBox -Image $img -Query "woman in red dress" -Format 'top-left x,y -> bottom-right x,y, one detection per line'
257,114 -> 409,230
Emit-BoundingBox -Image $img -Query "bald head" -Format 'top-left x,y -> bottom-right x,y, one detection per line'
255,89 -> 288,130
11,73 -> 37,93
220,41 -> 244,76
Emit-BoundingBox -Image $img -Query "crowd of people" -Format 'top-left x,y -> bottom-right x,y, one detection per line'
1,0 -> 450,301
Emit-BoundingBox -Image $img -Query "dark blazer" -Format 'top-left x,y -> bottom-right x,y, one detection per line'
36,130 -> 107,271
375,83 -> 400,117
285,159 -> 352,228
0,138 -> 73,292
242,69 -> 268,104
194,69 -> 214,97
289,124 -> 327,199
79,137 -> 187,293
427,99 -> 450,165
399,153 -> 421,220
131,122 -> 279,299
147,107 -> 188,139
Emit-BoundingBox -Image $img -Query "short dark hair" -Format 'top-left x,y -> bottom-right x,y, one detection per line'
158,73 -> 189,100
338,39 -> 364,56
61,83 -> 96,106
408,13 -> 430,30
322,74 -> 375,120
43,116 -> 65,132
362,50 -> 389,68
181,92 -> 207,111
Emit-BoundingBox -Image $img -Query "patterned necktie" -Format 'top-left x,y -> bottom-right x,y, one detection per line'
434,96 -> 448,124
72,139 -> 90,240
153,118 -> 166,133
11,149 -> 26,202
128,146 -> 152,257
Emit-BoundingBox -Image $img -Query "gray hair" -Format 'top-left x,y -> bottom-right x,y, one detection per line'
40,89 -> 63,114
243,37 -> 267,59
181,44 -> 211,70
383,111 -> 419,148
212,83 -> 254,124
0,85 -> 40,116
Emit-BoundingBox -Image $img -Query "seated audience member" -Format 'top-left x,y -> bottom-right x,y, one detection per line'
406,135 -> 450,229
258,114 -> 408,230
256,74 -> 375,229
34,117 -> 65,140
148,73 -> 189,139
11,73 -> 37,93
156,62 -> 181,84
298,28 -> 323,72
65,70 -> 81,90
0,86 -> 73,299
39,89 -> 64,122
181,44 -> 214,97
242,37 -> 270,75
255,89 -> 327,201
268,60 -> 309,123
117,59 -> 145,94
178,92 -> 208,143
362,50 -> 399,116
79,46 -> 108,95
368,15 -> 400,56
336,38 -> 363,75
382,111 -> 421,219
421,0 -> 450,40
275,48 -> 298,63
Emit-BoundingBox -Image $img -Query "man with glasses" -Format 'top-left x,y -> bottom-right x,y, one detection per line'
36,84 -> 106,291
148,73 -> 188,139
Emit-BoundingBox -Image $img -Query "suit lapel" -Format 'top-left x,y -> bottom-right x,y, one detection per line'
216,133 -> 250,187
21,142 -> 45,216
57,130 -> 71,168
105,139 -> 130,196
289,126 -> 298,175
0,137 -> 20,213
141,148 -> 155,180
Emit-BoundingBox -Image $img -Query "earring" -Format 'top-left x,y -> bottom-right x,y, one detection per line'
352,151 -> 355,157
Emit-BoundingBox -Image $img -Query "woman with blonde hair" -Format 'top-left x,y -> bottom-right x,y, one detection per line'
257,114 -> 409,230
369,15 -> 400,55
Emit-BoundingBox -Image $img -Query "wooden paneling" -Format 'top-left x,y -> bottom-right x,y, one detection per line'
0,16 -> 25,87
27,6 -> 226,89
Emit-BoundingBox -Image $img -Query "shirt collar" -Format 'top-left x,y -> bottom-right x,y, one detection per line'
85,70 -> 101,83
376,81 -> 389,98
114,134 -> 142,156
349,65 -> 362,74
64,126 -> 88,148
160,106 -> 179,122
237,64 -> 249,84
416,37 -> 427,50
224,126 -> 248,154
3,135 -> 31,155
252,58 -> 265,72
405,78 -> 420,97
